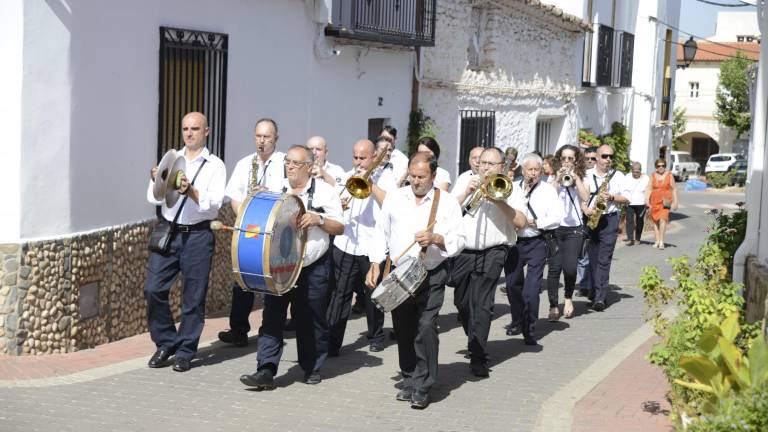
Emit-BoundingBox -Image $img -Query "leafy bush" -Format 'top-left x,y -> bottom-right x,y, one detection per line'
705,206 -> 747,276
600,122 -> 631,173
407,109 -> 437,156
707,172 -> 732,189
686,384 -> 768,432
579,128 -> 600,148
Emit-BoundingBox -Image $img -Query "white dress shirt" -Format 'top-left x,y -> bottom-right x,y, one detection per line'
623,174 -> 649,206
451,170 -> 476,197
584,168 -> 628,214
334,168 -> 398,256
455,191 -> 520,250
282,178 -> 343,267
369,187 -> 465,270
435,167 -> 452,188
225,151 -> 286,202
512,179 -> 563,238
390,149 -> 409,183
146,147 -> 226,225
323,161 -> 347,186
554,185 -> 583,227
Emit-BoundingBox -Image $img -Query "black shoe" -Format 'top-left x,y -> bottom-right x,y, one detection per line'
410,391 -> 430,409
396,387 -> 412,401
351,300 -> 364,315
303,372 -> 322,385
172,357 -> 192,372
240,369 -> 275,390
218,330 -> 248,347
506,324 -> 522,336
284,318 -> 296,332
369,342 -> 384,352
523,336 -> 538,346
470,362 -> 489,378
147,349 -> 172,368
592,301 -> 606,312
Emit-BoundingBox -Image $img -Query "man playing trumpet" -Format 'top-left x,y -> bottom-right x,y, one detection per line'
307,136 -> 345,187
450,147 -> 526,377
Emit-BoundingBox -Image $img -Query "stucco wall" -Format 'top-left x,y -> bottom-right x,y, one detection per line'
13,0 -> 413,241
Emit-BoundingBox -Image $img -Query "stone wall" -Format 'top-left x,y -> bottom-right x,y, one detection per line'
745,254 -> 768,325
0,206 -> 241,356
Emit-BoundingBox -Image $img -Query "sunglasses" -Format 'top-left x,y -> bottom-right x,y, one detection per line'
560,156 -> 575,161
656,164 -> 666,168
600,154 -> 614,160
586,157 -> 597,161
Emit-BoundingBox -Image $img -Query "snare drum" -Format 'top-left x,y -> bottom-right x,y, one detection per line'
371,256 -> 427,312
231,192 -> 306,295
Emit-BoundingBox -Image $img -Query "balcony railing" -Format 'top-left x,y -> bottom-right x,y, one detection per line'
326,0 -> 437,47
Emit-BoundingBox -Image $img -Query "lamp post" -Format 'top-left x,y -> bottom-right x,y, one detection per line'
679,36 -> 698,69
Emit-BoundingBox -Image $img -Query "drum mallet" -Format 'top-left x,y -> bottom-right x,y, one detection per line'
209,221 -> 261,235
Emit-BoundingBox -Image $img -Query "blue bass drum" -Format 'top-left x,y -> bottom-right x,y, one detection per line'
231,192 -> 306,295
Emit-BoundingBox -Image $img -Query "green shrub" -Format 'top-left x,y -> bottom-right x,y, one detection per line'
705,206 -> 747,275
600,122 -> 631,173
686,384 -> 768,432
707,172 -> 732,189
406,109 -> 437,156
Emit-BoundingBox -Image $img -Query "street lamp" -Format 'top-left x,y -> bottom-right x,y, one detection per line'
679,36 -> 698,69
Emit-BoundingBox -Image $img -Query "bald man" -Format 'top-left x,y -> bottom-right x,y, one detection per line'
307,136 -> 346,187
144,112 -> 227,372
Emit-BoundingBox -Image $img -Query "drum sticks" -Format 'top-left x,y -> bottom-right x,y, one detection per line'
209,221 -> 261,235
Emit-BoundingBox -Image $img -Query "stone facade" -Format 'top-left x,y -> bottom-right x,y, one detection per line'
0,206 -> 243,356
420,0 -> 585,175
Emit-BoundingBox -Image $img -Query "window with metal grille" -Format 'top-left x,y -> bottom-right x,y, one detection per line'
459,111 -> 495,173
596,25 -> 614,87
157,27 -> 228,161
535,119 -> 552,155
619,32 -> 634,87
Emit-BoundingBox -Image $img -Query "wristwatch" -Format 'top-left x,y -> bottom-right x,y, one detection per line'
318,215 -> 325,226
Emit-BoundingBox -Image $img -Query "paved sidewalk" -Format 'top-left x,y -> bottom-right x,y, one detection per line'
572,337 -> 673,432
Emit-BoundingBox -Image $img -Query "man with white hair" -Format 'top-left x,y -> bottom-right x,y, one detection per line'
503,153 -> 562,346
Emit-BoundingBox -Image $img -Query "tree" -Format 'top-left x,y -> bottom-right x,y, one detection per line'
672,107 -> 687,151
715,52 -> 754,138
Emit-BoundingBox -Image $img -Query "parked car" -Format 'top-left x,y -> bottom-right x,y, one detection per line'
727,159 -> 747,186
669,151 -> 701,181
705,153 -> 744,173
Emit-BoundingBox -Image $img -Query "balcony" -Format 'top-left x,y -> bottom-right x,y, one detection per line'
325,0 -> 437,47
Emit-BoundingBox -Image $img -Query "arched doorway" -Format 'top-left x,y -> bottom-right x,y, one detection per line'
678,131 -> 719,168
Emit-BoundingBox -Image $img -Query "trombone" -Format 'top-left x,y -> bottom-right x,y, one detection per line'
462,172 -> 513,216
340,149 -> 388,209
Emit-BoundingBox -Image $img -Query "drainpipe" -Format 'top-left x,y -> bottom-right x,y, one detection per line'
733,3 -> 767,284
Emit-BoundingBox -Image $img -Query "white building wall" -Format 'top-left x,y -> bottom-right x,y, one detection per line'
16,0 -> 413,240
710,11 -> 760,41
0,0 -> 24,244
420,0 -> 581,177
675,63 -> 720,119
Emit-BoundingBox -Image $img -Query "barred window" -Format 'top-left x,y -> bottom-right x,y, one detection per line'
459,110 -> 495,173
157,27 -> 228,161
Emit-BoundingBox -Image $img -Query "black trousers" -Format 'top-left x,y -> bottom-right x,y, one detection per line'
504,237 -> 547,338
546,226 -> 585,308
144,229 -> 215,360
256,252 -> 330,375
625,205 -> 647,242
450,246 -> 507,364
392,262 -> 448,394
587,212 -> 619,304
326,246 -> 385,352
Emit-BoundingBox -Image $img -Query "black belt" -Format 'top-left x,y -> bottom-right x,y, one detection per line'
517,235 -> 543,242
464,245 -> 507,254
173,220 -> 212,232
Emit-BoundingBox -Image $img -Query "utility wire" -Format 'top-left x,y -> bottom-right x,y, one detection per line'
649,15 -> 761,54
693,0 -> 754,6
665,37 -> 760,60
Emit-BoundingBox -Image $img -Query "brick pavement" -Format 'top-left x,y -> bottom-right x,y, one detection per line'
571,337 -> 673,432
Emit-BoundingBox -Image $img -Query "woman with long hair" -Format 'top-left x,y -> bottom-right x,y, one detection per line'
645,158 -> 678,249
416,137 -> 452,191
545,145 -> 589,320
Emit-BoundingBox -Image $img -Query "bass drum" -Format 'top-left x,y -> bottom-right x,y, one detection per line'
231,191 -> 306,295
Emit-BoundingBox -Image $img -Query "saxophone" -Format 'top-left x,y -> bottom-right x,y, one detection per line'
587,169 -> 617,230
248,154 -> 260,196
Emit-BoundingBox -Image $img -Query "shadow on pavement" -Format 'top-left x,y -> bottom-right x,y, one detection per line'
669,213 -> 689,222
192,340 -> 259,369
568,285 -> 634,318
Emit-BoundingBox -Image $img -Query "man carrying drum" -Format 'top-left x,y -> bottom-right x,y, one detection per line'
450,147 -> 526,377
239,145 -> 343,389
327,139 -> 397,356
365,152 -> 464,409
219,118 -> 286,347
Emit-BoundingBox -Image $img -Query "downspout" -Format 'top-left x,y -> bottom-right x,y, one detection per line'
733,2 -> 767,284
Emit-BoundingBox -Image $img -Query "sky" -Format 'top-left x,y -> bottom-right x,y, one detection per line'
679,0 -> 758,39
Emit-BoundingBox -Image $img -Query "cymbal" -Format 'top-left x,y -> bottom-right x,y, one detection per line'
153,150 -> 187,207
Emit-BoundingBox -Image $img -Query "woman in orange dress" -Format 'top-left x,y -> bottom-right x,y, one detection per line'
645,158 -> 678,249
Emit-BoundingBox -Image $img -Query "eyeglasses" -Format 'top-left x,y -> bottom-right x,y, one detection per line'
479,160 -> 503,167
656,164 -> 666,168
284,159 -> 311,167
600,154 -> 614,160
586,157 -> 597,161
560,156 -> 575,161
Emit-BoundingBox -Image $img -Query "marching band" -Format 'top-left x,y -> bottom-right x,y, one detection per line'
144,112 -> 635,409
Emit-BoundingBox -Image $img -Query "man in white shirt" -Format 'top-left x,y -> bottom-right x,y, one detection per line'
365,152 -> 465,409
623,161 -> 649,246
218,118 -> 286,347
380,125 -> 409,185
451,146 -> 484,198
307,136 -> 346,187
144,112 -> 227,372
580,145 -> 629,311
240,145 -> 344,389
327,139 -> 397,355
450,148 -> 526,377
503,153 -> 563,345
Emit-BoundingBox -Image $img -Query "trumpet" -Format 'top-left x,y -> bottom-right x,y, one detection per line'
463,173 -> 513,216
345,149 -> 388,200
561,169 -> 574,187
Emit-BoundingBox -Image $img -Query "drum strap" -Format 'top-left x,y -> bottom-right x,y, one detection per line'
282,178 -> 321,212
167,159 -> 208,225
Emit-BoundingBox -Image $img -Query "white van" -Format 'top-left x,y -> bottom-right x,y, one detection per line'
705,153 -> 743,173
669,151 -> 700,181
